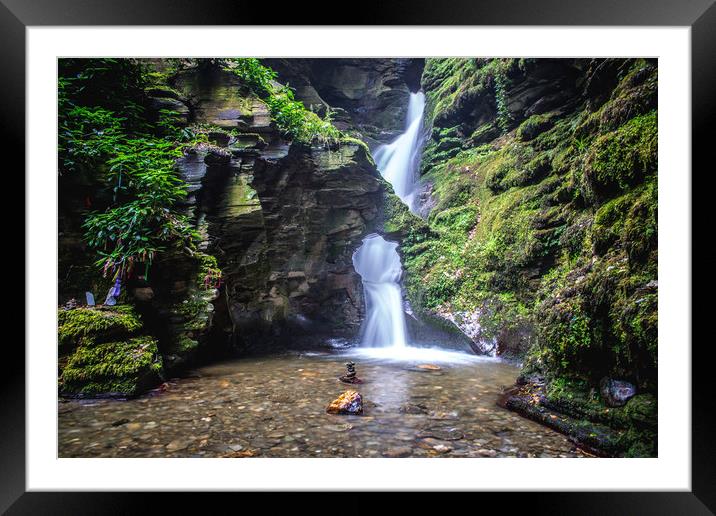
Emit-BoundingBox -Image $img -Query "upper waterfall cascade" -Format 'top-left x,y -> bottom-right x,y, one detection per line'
373,92 -> 426,213
353,92 -> 426,349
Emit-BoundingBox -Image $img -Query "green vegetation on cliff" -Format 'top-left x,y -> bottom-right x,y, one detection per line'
59,59 -> 204,280
392,58 -> 657,455
58,59 -> 230,395
223,58 -> 342,144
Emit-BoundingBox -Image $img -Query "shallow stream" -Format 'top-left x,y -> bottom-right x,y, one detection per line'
59,349 -> 586,458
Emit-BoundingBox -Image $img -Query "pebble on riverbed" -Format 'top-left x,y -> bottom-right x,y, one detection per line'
382,446 -> 413,458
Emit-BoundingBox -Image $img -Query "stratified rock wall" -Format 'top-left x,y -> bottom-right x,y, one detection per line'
263,58 -> 424,146
170,64 -> 387,352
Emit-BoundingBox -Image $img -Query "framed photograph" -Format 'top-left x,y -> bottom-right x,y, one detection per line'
6,0 -> 712,510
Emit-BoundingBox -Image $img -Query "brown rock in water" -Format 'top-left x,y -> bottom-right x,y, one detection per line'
326,390 -> 363,415
399,402 -> 429,415
416,427 -> 465,441
416,364 -> 441,371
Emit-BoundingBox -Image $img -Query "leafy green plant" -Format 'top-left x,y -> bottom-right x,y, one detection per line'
59,58 -> 202,280
223,58 -> 342,144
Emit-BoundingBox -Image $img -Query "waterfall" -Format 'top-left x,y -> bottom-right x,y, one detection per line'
353,234 -> 408,348
353,92 -> 425,349
373,91 -> 425,212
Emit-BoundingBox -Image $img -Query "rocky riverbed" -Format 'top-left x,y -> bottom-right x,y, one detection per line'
58,350 -> 587,458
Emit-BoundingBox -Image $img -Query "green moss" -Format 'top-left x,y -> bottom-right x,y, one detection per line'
145,85 -> 182,99
581,111 -> 657,201
58,305 -> 142,348
173,298 -> 213,331
541,377 -> 656,456
163,250 -> 221,356
537,295 -> 598,377
339,136 -> 373,161
60,335 -> 162,396
593,59 -> 658,134
175,335 -> 200,353
517,113 -> 555,141
408,60 -> 656,371
591,179 -> 657,263
469,123 -> 500,145
381,181 -> 430,239
421,58 -> 519,131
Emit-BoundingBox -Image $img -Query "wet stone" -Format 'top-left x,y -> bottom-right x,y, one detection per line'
417,438 -> 453,453
428,411 -> 460,420
323,424 -> 353,432
417,427 -> 464,441
166,439 -> 190,452
416,364 -> 441,371
399,403 -> 429,415
326,390 -> 363,415
382,446 -> 413,458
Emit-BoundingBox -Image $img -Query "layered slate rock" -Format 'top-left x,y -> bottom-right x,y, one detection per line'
263,58 -> 425,146
166,64 -> 387,352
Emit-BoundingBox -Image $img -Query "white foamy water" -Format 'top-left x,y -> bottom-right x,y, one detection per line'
373,91 -> 425,212
352,234 -> 408,348
348,346 -> 494,365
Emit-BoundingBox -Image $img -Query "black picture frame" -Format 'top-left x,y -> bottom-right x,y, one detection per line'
4,0 -> 712,511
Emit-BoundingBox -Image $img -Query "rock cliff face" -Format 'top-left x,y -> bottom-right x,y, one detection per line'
263,58 -> 424,146
169,65 -> 387,352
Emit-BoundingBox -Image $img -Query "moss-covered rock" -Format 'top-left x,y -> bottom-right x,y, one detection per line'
517,113 -> 555,141
581,111 -> 657,202
60,336 -> 163,397
57,304 -> 165,397
58,305 -> 142,349
499,375 -> 656,456
380,179 -> 430,240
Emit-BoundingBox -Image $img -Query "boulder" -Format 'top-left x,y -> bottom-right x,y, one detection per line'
599,377 -> 637,407
326,390 -> 363,415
